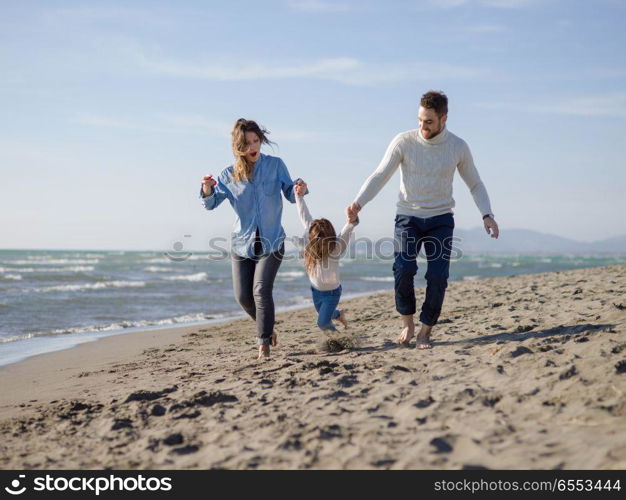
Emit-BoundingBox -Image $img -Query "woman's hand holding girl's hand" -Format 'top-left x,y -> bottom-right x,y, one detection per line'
294,180 -> 307,196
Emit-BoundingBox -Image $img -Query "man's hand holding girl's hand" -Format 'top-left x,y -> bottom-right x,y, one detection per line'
345,202 -> 361,223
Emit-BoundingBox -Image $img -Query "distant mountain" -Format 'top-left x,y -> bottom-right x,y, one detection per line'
453,228 -> 626,254
597,234 -> 626,253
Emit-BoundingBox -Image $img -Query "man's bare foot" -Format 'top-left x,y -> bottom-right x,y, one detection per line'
258,345 -> 270,359
271,332 -> 277,347
415,324 -> 433,349
337,310 -> 349,329
396,326 -> 414,346
415,336 -> 432,349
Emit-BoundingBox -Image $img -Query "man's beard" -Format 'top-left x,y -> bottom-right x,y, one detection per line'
427,124 -> 443,138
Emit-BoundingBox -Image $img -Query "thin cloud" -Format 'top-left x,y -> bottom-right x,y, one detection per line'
135,51 -> 486,86
73,114 -> 158,133
285,0 -> 354,13
72,113 -> 229,135
430,0 -> 543,8
158,115 -> 232,135
139,56 -> 361,81
465,24 -> 507,33
478,92 -> 626,118
533,93 -> 626,118
510,67 -> 626,82
39,6 -> 173,26
481,0 -> 542,7
431,0 -> 469,7
71,113 -> 334,141
335,61 -> 486,85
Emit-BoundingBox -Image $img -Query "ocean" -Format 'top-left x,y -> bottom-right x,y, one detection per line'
1,249 -> 624,367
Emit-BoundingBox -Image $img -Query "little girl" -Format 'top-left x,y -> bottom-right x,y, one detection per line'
294,182 -> 358,332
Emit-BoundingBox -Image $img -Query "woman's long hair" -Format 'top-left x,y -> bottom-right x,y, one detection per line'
231,118 -> 275,182
304,218 -> 338,274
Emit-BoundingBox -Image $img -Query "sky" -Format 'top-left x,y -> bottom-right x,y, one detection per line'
1,0 -> 625,251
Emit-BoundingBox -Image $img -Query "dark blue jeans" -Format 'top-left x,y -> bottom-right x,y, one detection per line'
393,213 -> 454,326
311,285 -> 342,331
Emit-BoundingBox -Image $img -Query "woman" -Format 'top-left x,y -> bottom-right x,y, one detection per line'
200,118 -> 307,359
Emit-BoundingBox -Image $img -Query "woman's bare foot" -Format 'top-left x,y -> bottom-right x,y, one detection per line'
258,345 -> 270,359
337,310 -> 349,329
396,326 -> 414,346
271,332 -> 277,347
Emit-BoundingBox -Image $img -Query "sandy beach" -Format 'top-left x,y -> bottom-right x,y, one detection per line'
1,264 -> 625,470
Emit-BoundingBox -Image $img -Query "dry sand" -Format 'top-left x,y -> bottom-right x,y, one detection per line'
1,265 -> 625,470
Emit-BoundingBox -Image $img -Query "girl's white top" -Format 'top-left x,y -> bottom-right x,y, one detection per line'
295,195 -> 358,291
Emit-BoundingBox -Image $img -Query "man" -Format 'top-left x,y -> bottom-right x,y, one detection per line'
346,90 -> 499,349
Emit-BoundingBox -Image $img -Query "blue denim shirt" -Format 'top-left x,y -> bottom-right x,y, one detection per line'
200,154 -> 307,258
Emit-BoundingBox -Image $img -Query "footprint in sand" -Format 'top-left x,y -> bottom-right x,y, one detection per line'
336,375 -> 358,388
559,365 -> 578,380
124,386 -> 178,403
170,445 -> 199,455
151,404 -> 166,416
163,433 -> 184,446
430,436 -> 454,454
111,418 -> 133,431
510,346 -> 533,358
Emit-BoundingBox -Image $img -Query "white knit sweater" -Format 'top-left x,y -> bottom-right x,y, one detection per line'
354,128 -> 493,219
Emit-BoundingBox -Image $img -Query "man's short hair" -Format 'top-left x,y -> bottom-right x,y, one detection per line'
420,90 -> 448,117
